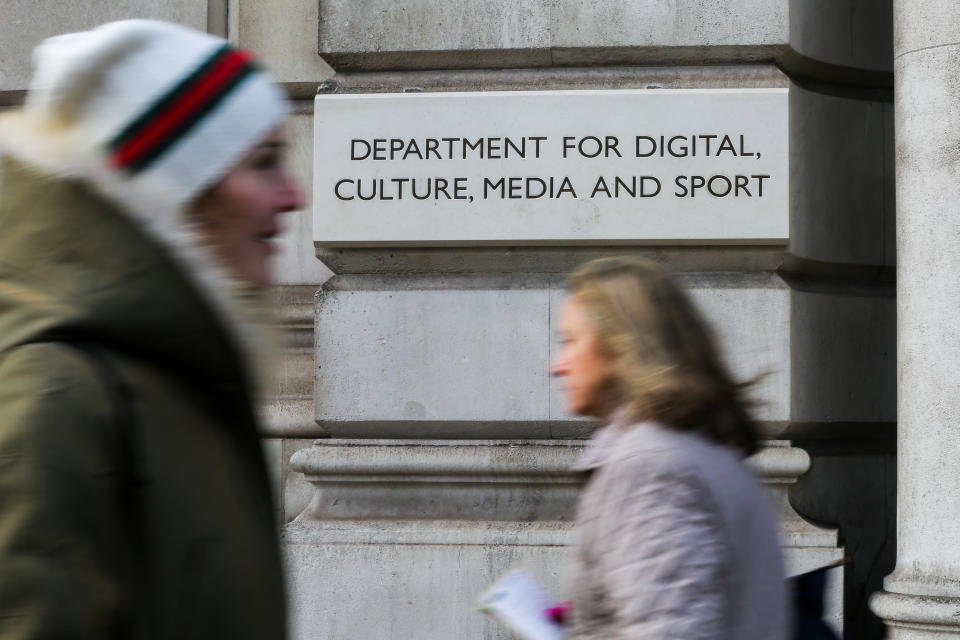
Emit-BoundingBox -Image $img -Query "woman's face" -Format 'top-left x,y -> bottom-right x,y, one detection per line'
192,126 -> 304,288
550,295 -> 615,418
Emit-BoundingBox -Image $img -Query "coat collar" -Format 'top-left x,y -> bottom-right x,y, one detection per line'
0,157 -> 267,394
571,407 -> 641,472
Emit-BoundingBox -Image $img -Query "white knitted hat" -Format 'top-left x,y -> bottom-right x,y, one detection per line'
0,20 -> 296,377
1,19 -> 290,219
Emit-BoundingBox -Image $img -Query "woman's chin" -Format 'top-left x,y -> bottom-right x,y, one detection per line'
568,402 -> 597,419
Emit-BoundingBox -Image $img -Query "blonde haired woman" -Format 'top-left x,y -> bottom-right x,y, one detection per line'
551,257 -> 787,640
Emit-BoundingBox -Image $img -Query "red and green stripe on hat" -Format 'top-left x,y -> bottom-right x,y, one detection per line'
107,43 -> 261,174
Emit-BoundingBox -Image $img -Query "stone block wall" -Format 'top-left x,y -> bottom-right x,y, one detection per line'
0,2 -> 896,638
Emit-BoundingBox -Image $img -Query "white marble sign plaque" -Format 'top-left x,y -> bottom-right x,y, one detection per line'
313,89 -> 788,246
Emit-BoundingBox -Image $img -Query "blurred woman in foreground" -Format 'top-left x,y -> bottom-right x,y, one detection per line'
551,257 -> 787,640
0,20 -> 304,637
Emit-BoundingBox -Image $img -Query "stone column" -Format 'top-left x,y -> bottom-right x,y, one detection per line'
870,2 -> 960,638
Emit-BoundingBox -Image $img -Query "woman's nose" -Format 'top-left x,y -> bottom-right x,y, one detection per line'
280,171 -> 305,212
550,356 -> 566,377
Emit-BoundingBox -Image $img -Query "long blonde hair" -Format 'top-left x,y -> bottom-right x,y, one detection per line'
569,257 -> 759,456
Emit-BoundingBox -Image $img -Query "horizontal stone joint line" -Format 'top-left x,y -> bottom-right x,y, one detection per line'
299,476 -> 582,484
895,41 -> 960,61
284,541 -> 573,548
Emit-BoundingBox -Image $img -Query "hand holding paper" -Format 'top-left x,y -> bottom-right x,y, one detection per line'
477,568 -> 568,640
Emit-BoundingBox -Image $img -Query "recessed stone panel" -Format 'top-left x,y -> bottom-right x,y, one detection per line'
790,0 -> 892,73
551,0 -> 787,50
313,0 -> 886,78
321,0 -> 553,52
234,0 -> 334,87
789,84 -> 892,267
314,273 -> 788,437
318,0 -> 554,67
285,524 -> 572,640
314,283 -> 552,430
687,276 -> 791,424
790,286 -> 895,426
316,0 -> 786,68
0,1 -> 207,93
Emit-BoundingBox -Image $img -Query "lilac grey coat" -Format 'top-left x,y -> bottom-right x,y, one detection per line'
568,419 -> 788,640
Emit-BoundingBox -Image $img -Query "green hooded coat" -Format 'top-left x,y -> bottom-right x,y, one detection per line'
0,158 -> 286,638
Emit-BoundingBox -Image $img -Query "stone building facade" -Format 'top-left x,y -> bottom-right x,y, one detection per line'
3,2 -> 953,639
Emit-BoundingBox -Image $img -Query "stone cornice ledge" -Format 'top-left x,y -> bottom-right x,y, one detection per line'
747,439 -> 810,482
290,439 -> 831,538
290,438 -> 808,482
288,439 -> 840,572
291,439 -> 581,480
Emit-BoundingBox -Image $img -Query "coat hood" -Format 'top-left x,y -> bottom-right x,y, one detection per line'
0,156 -> 263,391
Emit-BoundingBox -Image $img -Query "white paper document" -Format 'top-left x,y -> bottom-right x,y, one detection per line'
477,568 -> 567,640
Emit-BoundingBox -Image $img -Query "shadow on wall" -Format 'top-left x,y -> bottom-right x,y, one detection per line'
789,448 -> 896,640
